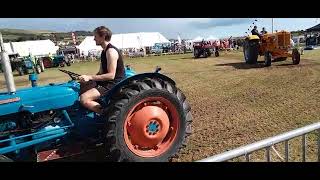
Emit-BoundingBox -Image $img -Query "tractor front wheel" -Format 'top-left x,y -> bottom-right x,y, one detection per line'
103,78 -> 192,162
264,52 -> 272,67
292,48 -> 301,65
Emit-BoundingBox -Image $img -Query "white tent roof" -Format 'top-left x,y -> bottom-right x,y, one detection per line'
192,36 -> 204,42
205,35 -> 219,41
77,36 -> 103,55
1,39 -> 59,57
77,32 -> 170,56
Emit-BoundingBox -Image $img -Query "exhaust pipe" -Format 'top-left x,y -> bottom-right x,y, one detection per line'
0,32 -> 16,94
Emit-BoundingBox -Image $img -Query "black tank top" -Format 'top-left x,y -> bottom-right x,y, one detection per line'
97,43 -> 125,87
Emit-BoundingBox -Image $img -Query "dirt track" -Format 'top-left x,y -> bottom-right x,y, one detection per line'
167,54 -> 320,162
1,52 -> 320,162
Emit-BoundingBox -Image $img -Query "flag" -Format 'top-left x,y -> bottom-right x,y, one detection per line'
177,35 -> 182,45
71,32 -> 76,45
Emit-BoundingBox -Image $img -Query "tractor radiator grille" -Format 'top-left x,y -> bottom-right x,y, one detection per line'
277,32 -> 291,47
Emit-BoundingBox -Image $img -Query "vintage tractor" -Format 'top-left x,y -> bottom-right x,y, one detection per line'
52,52 -> 71,67
243,31 -> 300,67
42,51 -> 71,68
11,56 -> 44,76
0,37 -> 192,162
304,35 -> 319,50
193,40 -> 219,59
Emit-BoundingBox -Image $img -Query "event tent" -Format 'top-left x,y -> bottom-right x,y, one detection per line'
0,39 -> 59,57
77,32 -> 170,56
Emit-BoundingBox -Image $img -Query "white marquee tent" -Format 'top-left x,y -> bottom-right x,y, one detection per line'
77,32 -> 170,56
192,36 -> 219,42
191,36 -> 204,42
1,39 -> 59,57
205,36 -> 219,41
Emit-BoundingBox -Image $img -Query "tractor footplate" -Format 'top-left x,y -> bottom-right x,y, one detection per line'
36,143 -> 85,162
36,140 -> 103,162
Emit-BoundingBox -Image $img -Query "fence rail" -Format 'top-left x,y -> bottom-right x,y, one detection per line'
197,121 -> 320,162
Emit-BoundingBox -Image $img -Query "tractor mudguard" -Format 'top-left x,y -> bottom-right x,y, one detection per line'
101,73 -> 176,104
246,35 -> 260,41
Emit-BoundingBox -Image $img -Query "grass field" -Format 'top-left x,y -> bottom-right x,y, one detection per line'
1,49 -> 320,162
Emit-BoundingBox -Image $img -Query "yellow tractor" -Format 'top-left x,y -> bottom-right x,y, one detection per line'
243,31 -> 300,67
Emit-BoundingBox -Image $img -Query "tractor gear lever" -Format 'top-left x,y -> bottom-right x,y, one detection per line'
155,66 -> 161,73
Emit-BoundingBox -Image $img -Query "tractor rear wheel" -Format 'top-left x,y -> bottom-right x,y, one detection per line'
17,66 -> 24,76
292,48 -> 300,65
39,60 -> 45,72
264,51 -> 272,67
194,48 -> 200,58
207,49 -> 212,57
203,51 -> 208,58
243,39 -> 259,64
215,50 -> 220,57
103,77 -> 192,162
36,64 -> 41,74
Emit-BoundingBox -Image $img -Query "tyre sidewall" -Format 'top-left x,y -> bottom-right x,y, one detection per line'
0,155 -> 13,162
111,89 -> 187,162
36,65 -> 41,74
264,52 -> 272,67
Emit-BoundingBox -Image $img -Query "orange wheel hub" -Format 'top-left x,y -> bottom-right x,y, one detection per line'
124,97 -> 180,158
127,106 -> 169,148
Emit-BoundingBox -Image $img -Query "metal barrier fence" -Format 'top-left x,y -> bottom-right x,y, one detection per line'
197,121 -> 320,162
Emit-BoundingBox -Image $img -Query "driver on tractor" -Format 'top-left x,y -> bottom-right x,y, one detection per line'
261,27 -> 268,35
78,26 -> 125,114
251,26 -> 262,38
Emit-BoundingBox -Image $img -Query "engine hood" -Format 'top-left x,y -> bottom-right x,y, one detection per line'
0,81 -> 80,116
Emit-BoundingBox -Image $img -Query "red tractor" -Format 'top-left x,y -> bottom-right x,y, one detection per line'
193,40 -> 220,58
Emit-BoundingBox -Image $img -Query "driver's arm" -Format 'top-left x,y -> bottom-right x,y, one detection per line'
91,48 -> 118,81
96,63 -> 102,75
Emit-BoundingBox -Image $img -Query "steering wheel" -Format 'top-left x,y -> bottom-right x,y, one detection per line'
58,69 -> 80,80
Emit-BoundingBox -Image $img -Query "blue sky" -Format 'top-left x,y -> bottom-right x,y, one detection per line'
0,18 -> 318,39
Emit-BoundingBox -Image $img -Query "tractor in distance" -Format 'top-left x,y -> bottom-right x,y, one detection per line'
243,30 -> 300,67
193,40 -> 220,59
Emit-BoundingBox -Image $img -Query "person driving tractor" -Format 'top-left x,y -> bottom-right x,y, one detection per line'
261,27 -> 268,35
78,26 -> 125,114
251,26 -> 261,37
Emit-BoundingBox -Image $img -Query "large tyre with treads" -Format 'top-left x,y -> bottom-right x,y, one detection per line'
103,77 -> 192,162
264,51 -> 272,67
0,155 -> 13,162
292,48 -> 300,65
243,39 -> 259,64
194,48 -> 200,58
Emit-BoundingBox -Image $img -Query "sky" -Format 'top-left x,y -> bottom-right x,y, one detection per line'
0,18 -> 318,39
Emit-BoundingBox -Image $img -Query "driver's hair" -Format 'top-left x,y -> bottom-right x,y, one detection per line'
94,26 -> 112,41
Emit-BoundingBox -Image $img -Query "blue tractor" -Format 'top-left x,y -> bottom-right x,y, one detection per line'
0,46 -> 192,162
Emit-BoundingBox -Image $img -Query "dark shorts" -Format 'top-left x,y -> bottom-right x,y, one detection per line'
80,81 -> 116,96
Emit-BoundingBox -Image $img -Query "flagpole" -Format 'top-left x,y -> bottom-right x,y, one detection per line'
272,18 -> 274,33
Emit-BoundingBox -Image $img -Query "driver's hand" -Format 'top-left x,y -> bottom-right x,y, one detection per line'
78,75 -> 92,82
